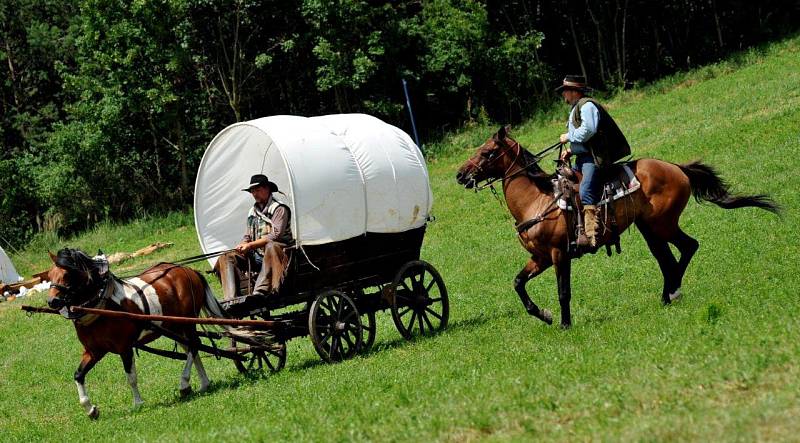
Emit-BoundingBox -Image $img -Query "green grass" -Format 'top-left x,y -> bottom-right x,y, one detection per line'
2,36 -> 799,442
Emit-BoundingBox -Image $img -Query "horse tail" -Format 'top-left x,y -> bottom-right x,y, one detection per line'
678,161 -> 781,215
193,269 -> 228,319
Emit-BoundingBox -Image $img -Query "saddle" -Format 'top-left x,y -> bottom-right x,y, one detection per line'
555,162 -> 640,257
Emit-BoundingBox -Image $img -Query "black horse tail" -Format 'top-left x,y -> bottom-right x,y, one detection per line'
677,161 -> 781,215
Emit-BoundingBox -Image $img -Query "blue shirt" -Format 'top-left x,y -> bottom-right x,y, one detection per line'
566,101 -> 599,155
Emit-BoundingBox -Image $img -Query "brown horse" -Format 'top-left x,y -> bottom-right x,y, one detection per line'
456,126 -> 780,328
47,248 -> 225,418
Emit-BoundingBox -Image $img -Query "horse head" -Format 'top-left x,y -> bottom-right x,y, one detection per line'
47,248 -> 109,310
456,125 -> 523,189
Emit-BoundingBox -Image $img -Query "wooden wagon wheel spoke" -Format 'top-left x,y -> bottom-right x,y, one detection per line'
425,306 -> 443,320
425,278 -> 437,293
421,309 -> 436,332
398,307 -> 412,318
417,309 -> 426,335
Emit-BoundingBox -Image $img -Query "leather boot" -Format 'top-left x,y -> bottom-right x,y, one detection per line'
583,205 -> 598,248
216,252 -> 239,301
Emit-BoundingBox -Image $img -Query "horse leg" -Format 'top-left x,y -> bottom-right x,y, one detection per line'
514,257 -> 553,324
74,349 -> 104,419
552,249 -> 572,328
188,333 -> 210,393
669,228 -> 699,293
637,221 -> 680,304
120,349 -> 144,408
178,343 -> 195,398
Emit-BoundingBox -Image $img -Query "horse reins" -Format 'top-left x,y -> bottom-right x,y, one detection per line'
468,140 -> 567,234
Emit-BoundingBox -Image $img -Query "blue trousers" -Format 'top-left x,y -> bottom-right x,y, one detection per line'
575,154 -> 601,205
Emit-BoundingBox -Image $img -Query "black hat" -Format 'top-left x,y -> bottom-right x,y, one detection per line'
555,75 -> 593,93
242,174 -> 278,193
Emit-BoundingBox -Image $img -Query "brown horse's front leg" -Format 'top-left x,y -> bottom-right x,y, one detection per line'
552,249 -> 572,328
514,257 -> 552,324
74,349 -> 105,419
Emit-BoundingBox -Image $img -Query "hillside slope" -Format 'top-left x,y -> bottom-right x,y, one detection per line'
2,36 -> 798,441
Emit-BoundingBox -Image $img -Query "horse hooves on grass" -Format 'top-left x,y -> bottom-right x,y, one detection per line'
179,387 -> 192,399
560,323 -> 572,330
669,288 -> 682,303
540,309 -> 553,325
88,405 -> 99,420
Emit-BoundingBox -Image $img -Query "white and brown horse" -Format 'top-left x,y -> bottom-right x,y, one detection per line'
47,248 -> 224,419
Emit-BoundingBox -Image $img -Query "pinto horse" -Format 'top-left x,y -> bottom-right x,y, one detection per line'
47,248 -> 225,419
456,126 -> 780,328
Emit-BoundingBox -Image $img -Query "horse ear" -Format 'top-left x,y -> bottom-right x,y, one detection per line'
48,251 -> 57,263
504,124 -> 512,135
497,125 -> 507,140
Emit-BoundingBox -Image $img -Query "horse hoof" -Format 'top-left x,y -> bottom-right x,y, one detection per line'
560,323 -> 571,330
541,309 -> 553,325
179,387 -> 192,399
88,405 -> 99,420
669,288 -> 682,303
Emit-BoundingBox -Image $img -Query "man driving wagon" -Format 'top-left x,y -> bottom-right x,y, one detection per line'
216,174 -> 293,300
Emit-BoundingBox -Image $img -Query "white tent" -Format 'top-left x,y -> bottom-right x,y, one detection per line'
0,245 -> 20,284
194,114 -> 432,266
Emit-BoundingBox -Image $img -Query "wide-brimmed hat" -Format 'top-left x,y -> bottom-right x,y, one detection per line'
555,75 -> 593,93
241,174 -> 278,193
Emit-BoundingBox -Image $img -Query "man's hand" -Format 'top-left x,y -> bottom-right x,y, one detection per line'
559,133 -> 570,144
560,147 -> 572,161
235,242 -> 250,254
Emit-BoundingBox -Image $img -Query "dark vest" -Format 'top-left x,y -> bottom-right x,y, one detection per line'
265,200 -> 293,244
572,97 -> 630,166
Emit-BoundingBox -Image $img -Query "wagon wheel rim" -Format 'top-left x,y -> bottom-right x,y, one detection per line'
360,310 -> 377,352
309,290 -> 363,363
390,260 -> 449,340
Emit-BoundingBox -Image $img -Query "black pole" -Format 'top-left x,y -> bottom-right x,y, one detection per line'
402,78 -> 422,150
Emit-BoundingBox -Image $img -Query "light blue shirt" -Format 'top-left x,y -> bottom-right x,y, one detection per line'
566,101 -> 599,155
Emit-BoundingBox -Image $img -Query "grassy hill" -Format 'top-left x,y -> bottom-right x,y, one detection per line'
2,36 -> 798,441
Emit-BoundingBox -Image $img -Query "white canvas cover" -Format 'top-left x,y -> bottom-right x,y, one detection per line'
194,114 -> 431,265
0,245 -> 20,284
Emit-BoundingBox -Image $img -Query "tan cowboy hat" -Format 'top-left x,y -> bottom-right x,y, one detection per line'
555,75 -> 593,93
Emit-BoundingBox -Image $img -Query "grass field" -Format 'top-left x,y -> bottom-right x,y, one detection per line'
2,36 -> 799,441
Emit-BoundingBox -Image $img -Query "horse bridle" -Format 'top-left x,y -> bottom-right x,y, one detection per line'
467,140 -> 563,191
466,138 -> 523,191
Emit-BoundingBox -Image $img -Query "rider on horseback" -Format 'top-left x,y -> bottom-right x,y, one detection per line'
557,75 -> 630,248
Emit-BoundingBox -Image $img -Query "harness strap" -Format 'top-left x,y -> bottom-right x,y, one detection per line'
515,195 -> 561,234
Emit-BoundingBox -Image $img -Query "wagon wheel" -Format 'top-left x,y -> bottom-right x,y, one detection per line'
390,260 -> 449,340
232,337 -> 287,374
308,290 -> 363,363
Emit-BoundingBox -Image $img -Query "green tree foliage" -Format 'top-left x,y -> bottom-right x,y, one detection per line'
0,0 -> 797,247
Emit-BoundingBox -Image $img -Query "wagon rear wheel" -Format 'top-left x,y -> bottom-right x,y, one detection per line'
390,260 -> 449,340
309,290 -> 363,363
232,338 -> 287,374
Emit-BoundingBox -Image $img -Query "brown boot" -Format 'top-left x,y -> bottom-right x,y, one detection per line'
583,205 -> 598,248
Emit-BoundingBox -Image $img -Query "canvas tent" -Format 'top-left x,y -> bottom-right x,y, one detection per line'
0,245 -> 20,284
194,114 -> 432,266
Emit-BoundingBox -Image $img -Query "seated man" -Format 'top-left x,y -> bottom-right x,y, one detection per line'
216,174 -> 293,300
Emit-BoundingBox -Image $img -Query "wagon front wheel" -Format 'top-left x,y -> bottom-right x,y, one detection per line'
309,290 -> 363,363
390,260 -> 449,340
232,338 -> 287,374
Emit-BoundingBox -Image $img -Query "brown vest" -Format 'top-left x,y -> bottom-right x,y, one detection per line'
572,97 -> 631,166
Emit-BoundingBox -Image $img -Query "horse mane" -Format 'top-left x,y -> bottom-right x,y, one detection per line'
56,248 -> 96,274
518,146 -> 555,193
56,248 -> 107,287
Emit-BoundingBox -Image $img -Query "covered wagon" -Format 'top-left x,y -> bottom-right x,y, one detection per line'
194,114 -> 448,368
